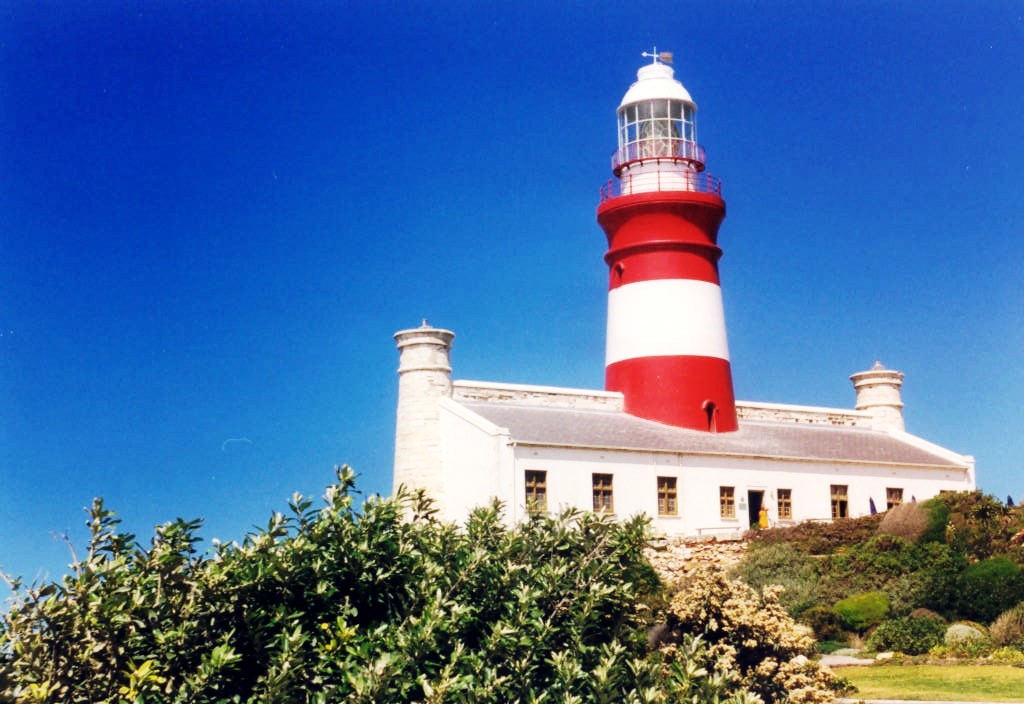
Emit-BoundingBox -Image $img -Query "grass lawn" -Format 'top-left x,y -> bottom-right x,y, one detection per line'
840,664 -> 1024,702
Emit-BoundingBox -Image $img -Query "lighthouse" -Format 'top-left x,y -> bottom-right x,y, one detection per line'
597,51 -> 737,432
388,51 -> 976,529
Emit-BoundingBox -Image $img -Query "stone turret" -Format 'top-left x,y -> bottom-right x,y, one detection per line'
393,322 -> 455,498
850,361 -> 905,432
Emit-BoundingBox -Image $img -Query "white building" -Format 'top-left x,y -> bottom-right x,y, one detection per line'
392,55 -> 974,536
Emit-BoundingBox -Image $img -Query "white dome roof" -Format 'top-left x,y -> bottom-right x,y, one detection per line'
618,62 -> 695,110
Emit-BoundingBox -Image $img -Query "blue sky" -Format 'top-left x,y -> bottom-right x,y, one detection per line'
2,2 -> 1022,593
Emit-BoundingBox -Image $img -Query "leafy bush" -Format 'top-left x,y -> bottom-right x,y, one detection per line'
732,492 -> 1024,636
956,557 -> 1024,622
878,501 -> 931,543
666,565 -> 849,704
939,621 -> 993,658
807,536 -> 958,617
866,616 -> 946,655
944,623 -> 989,646
732,541 -> 822,615
747,514 -> 882,555
915,542 -> 967,616
827,535 -> 929,613
933,492 -> 1024,560
919,497 -> 952,545
834,592 -> 890,632
800,606 -> 845,642
991,602 -> 1024,648
990,646 -> 1024,664
831,534 -> 923,578
942,622 -> 991,650
0,468 -> 754,703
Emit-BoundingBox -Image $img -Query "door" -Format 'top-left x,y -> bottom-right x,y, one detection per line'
748,490 -> 765,529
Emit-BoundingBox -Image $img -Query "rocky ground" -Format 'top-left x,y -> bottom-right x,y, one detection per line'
645,536 -> 747,584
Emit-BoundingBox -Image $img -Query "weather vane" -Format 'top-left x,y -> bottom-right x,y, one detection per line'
641,46 -> 673,65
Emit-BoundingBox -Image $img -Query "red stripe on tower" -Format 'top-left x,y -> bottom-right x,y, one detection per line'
596,54 -> 737,432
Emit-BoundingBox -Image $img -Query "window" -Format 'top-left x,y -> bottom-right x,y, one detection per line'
720,486 -> 735,519
525,470 -> 547,513
592,473 -> 613,513
886,487 -> 903,510
831,484 -> 849,519
657,477 -> 678,516
778,488 -> 793,520
704,401 -> 718,432
617,99 -> 695,162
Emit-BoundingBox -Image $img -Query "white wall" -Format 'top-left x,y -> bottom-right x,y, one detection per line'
510,445 -> 974,536
436,399 -> 515,522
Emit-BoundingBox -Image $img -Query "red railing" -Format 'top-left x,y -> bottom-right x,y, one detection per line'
612,139 -> 706,174
599,170 -> 722,202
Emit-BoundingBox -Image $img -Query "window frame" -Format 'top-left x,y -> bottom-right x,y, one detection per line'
719,486 -> 736,519
657,476 -> 678,516
886,487 -> 903,511
831,484 -> 849,519
524,470 -> 547,514
617,99 -> 696,159
592,473 -> 614,514
777,488 -> 793,520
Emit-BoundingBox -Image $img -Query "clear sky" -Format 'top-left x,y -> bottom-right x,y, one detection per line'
2,2 -> 1022,594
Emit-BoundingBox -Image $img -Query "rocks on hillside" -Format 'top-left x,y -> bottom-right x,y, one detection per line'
646,536 -> 747,584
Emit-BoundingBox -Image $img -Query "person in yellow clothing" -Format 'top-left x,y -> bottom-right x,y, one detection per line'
758,505 -> 769,529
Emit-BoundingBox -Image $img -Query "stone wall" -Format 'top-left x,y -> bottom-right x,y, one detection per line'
646,537 -> 747,584
735,401 -> 870,428
453,380 -> 624,411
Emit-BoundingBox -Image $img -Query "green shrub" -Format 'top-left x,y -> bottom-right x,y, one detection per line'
815,535 -> 963,617
748,514 -> 882,555
832,534 -> 923,578
917,491 -> 1024,563
991,602 -> 1024,648
939,621 -> 994,657
920,497 -> 951,545
0,468 -> 752,703
916,542 -> 967,616
732,541 -> 822,615
883,573 -> 930,616
956,557 -> 1024,622
866,616 -> 946,655
801,606 -> 845,642
834,592 -> 890,632
945,622 -> 989,646
990,646 -> 1024,664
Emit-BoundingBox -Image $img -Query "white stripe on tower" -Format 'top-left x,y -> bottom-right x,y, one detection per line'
605,279 -> 730,366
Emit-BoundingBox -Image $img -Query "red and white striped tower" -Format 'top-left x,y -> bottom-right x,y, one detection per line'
597,51 -> 737,432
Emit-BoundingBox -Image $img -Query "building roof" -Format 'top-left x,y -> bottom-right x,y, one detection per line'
457,400 -> 968,469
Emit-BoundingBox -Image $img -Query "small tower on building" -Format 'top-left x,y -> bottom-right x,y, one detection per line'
850,361 -> 906,432
597,51 -> 737,432
393,322 -> 455,497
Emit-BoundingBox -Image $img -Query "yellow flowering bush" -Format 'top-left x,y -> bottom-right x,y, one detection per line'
664,565 -> 849,704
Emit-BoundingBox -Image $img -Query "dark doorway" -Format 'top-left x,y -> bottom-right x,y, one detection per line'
748,490 -> 764,528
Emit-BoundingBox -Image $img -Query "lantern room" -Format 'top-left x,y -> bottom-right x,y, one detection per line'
613,58 -> 703,175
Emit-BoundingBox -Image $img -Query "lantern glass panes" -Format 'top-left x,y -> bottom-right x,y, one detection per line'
618,99 -> 695,162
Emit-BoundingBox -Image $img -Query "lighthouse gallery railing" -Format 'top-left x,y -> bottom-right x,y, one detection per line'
611,139 -> 706,173
599,170 -> 722,202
